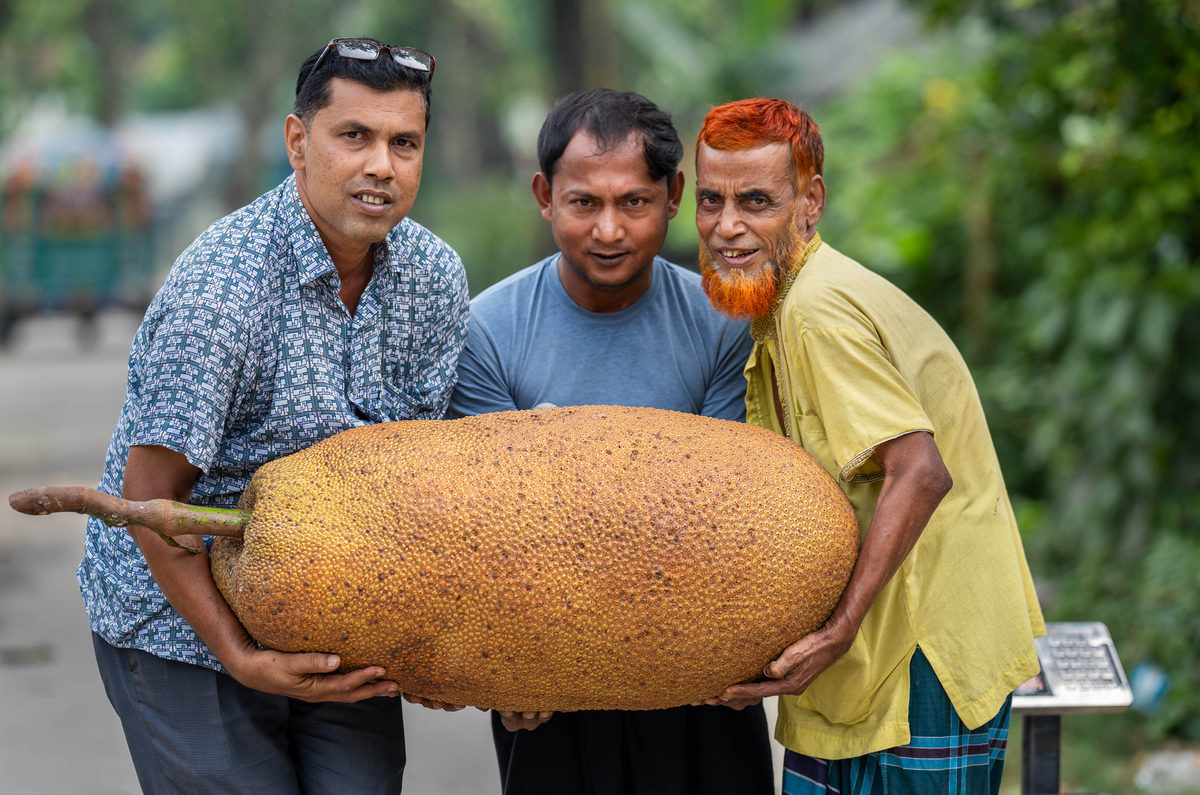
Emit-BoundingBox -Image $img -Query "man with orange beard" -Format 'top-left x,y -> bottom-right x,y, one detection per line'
692,97 -> 1045,795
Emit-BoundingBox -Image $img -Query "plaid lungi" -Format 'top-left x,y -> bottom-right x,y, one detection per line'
782,647 -> 1012,794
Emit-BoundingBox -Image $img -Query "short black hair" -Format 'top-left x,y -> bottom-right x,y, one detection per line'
536,89 -> 682,185
293,38 -> 433,129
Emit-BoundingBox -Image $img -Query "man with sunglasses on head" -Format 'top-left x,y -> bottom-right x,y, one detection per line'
78,38 -> 467,793
449,88 -> 773,795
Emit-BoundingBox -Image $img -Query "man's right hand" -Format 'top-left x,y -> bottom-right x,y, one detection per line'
227,646 -> 400,703
497,710 -> 553,731
123,445 -> 403,704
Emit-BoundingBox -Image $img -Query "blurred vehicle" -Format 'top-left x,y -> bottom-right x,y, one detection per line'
1,131 -> 156,345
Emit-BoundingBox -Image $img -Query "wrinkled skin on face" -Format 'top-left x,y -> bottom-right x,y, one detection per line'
695,142 -> 825,320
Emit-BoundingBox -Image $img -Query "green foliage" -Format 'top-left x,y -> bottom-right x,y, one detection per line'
613,0 -> 806,134
820,0 -> 1200,744
418,176 -> 548,296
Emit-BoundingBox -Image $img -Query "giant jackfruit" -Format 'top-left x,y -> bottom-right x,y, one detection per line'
10,405 -> 859,711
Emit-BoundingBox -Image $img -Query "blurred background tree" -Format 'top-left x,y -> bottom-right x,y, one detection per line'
1,0 -> 1196,790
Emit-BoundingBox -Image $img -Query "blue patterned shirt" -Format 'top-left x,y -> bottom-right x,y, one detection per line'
78,174 -> 469,669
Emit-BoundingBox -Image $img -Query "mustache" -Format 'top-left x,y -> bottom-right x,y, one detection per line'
697,218 -> 808,321
698,244 -> 779,321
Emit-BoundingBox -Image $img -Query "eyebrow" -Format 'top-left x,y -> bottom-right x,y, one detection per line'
736,189 -> 773,201
563,187 -> 657,200
697,187 -> 774,201
341,121 -> 424,140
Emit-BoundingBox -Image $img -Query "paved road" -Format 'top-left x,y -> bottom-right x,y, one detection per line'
0,312 -> 781,794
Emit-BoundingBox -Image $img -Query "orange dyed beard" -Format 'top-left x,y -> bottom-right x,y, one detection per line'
700,220 -> 804,321
699,248 -> 779,321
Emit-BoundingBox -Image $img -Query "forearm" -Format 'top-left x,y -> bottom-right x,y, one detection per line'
122,445 -> 255,675
120,446 -> 397,702
824,432 -> 952,641
130,526 -> 257,671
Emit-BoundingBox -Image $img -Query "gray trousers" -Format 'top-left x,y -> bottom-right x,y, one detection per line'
92,633 -> 407,794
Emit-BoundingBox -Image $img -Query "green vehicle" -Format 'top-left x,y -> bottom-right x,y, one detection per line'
1,132 -> 156,345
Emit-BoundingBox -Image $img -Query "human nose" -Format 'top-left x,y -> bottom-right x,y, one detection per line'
363,140 -> 394,182
714,204 -> 745,240
591,206 -> 624,244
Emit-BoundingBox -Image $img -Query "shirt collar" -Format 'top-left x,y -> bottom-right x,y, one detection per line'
750,231 -> 823,343
280,174 -> 417,286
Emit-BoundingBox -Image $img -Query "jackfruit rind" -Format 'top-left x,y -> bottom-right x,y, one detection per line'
209,405 -> 860,711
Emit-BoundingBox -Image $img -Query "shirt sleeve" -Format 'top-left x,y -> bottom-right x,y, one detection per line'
699,319 -> 754,422
793,325 -> 933,482
405,261 -> 471,420
447,313 -> 519,418
128,295 -> 253,474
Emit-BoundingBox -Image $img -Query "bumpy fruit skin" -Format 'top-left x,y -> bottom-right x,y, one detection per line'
210,405 -> 859,711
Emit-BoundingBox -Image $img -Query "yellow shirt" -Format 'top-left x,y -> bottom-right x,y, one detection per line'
746,239 -> 1045,760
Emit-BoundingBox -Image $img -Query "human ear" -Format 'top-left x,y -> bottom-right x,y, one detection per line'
665,170 -> 685,220
804,175 -> 826,228
531,172 -> 553,223
285,114 -> 308,171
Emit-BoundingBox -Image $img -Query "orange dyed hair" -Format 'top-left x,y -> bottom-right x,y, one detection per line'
697,98 -> 824,184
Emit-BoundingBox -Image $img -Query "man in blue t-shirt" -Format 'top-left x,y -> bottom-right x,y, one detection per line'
449,89 -> 772,795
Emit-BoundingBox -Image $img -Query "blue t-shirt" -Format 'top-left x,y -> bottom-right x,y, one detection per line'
79,174 -> 469,670
448,254 -> 752,421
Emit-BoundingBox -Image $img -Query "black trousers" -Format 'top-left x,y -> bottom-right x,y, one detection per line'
492,704 -> 775,795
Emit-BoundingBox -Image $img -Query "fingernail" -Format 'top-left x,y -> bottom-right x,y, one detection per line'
326,655 -> 339,668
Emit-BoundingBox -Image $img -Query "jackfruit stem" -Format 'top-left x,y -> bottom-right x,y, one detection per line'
8,486 -> 249,554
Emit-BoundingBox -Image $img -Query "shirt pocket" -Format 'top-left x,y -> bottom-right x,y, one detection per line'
796,411 -> 843,484
356,379 -> 438,422
795,629 -> 875,724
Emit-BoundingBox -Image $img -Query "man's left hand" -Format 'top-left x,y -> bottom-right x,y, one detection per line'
715,622 -> 855,701
693,694 -> 764,710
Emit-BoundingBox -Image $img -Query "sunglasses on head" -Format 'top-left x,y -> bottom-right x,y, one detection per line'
306,38 -> 435,86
